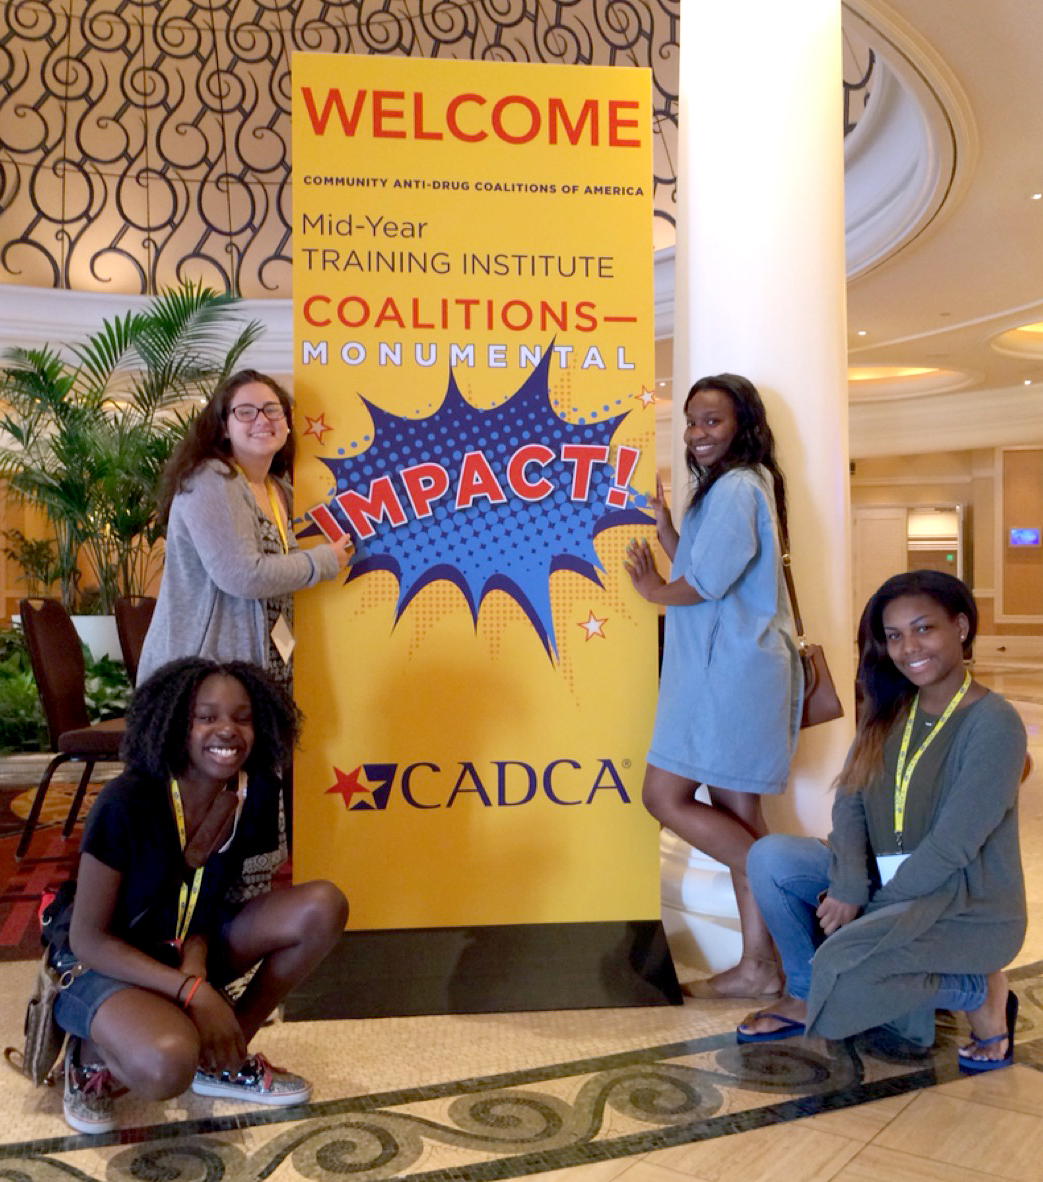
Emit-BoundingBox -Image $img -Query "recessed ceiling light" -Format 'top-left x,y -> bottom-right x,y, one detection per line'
1033,193 -> 1043,200
1024,379 -> 1033,385
856,330 -> 867,336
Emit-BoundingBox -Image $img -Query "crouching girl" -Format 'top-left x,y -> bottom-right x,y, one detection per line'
52,657 -> 348,1134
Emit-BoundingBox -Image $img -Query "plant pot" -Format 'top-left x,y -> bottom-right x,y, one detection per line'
71,614 -> 121,663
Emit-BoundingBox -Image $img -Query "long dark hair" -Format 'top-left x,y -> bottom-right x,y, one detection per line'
685,374 -> 788,544
157,370 -> 295,524
123,657 -> 301,781
838,570 -> 977,793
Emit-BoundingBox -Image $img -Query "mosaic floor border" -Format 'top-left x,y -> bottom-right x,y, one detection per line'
6,962 -> 1043,1182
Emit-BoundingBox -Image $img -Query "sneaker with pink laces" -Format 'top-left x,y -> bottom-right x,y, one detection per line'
190,1053 -> 311,1106
63,1038 -> 120,1135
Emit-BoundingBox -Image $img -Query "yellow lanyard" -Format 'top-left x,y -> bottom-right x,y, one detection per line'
266,479 -> 289,554
169,779 -> 205,945
235,463 -> 289,554
893,670 -> 971,849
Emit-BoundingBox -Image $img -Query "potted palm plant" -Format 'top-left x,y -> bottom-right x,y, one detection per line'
0,282 -> 262,647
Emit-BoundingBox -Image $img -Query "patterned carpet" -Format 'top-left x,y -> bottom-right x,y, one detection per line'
0,779 -> 103,961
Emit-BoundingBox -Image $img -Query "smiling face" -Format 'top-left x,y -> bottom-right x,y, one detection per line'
224,381 -> 290,472
182,674 -> 255,787
683,387 -> 739,469
881,593 -> 970,709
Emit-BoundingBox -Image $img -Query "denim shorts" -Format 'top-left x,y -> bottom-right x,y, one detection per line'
50,909 -> 246,1040
51,945 -> 131,1041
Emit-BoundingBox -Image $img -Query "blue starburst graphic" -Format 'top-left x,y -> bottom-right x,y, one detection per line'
310,350 -> 651,657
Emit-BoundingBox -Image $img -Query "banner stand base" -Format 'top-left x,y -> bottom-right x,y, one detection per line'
284,920 -> 681,1019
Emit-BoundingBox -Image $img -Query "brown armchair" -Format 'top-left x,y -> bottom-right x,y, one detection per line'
114,595 -> 156,686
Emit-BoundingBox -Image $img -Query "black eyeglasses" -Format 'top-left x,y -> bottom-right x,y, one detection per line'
228,402 -> 286,423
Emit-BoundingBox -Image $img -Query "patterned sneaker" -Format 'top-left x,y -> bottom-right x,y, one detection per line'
63,1038 -> 119,1135
191,1053 -> 311,1106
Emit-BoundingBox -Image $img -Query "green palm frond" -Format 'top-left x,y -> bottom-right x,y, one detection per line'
0,281 -> 265,611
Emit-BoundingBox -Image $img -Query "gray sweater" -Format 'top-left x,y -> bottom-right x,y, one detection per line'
137,461 -> 340,684
806,691 -> 1027,1038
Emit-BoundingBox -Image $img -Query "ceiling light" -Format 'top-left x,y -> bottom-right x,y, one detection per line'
856,330 -> 867,336
1033,193 -> 1043,201
1024,379 -> 1032,385
848,366 -> 938,381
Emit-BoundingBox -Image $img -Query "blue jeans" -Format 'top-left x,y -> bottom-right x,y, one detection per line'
747,836 -> 987,1027
746,835 -> 828,1001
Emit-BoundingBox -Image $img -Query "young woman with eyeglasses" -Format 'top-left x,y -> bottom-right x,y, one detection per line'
138,370 -> 352,691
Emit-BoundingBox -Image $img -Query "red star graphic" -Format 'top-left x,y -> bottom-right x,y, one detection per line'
325,765 -> 371,808
304,413 -> 332,443
632,386 -> 657,409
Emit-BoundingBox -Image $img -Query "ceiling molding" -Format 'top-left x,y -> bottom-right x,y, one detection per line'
848,366 -> 978,400
843,0 -> 979,280
850,383 -> 1043,457
0,287 -> 294,377
851,474 -> 973,487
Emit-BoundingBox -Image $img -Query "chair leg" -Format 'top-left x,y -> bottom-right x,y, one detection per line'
63,760 -> 96,838
15,754 -> 73,860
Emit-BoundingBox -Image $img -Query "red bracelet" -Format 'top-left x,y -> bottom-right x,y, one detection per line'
182,976 -> 204,1009
175,973 -> 192,1003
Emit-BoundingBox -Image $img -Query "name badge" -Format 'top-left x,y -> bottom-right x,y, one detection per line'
271,612 -> 296,664
876,853 -> 909,885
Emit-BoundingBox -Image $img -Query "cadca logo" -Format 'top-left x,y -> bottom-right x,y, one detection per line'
325,759 -> 632,810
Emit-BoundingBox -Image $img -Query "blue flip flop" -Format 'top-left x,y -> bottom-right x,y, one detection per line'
958,989 -> 1017,1073
736,1013 -> 806,1044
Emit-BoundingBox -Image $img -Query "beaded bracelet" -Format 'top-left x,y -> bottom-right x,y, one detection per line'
182,976 -> 204,1009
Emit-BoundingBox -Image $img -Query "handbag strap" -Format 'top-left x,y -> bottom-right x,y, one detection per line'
776,517 -> 806,645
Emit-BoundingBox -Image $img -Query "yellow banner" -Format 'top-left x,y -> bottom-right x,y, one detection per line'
292,54 -> 660,929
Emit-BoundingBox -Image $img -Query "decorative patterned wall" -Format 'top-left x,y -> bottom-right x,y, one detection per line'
0,0 -> 681,296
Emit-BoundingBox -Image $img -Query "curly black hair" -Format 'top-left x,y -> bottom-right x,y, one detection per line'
122,657 -> 301,781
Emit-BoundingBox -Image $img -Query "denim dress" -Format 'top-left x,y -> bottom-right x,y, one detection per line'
647,466 -> 802,794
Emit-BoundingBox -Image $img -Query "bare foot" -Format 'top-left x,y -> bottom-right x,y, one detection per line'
683,955 -> 783,1000
737,996 -> 807,1039
961,970 -> 1013,1065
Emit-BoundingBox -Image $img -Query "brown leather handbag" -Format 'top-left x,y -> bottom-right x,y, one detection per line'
781,552 -> 844,728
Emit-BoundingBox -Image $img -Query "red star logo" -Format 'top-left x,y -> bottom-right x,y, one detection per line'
325,765 -> 371,808
304,413 -> 332,443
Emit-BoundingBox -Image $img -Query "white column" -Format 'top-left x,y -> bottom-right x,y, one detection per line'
664,1 -> 854,972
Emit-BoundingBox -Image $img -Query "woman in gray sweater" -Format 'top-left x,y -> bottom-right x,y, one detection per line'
138,371 -> 352,689
737,571 -> 1026,1073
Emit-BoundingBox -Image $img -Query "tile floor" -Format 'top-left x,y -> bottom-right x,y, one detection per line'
1,659 -> 1041,1182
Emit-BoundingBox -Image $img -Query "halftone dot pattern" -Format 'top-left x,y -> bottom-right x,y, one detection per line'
553,584 -> 580,694
357,577 -> 393,617
403,581 -> 469,660
392,583 -> 554,664
475,590 -> 522,662
321,352 -> 650,657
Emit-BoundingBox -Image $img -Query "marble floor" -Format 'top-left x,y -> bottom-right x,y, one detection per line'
1,659 -> 1042,1182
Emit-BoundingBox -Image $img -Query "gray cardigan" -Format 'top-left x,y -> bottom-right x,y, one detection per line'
137,461 -> 340,683
805,691 -> 1027,1038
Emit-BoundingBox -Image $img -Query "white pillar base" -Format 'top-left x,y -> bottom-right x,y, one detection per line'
658,829 -> 743,975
